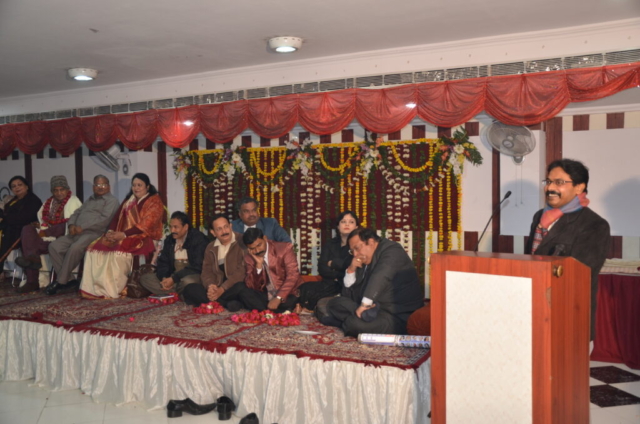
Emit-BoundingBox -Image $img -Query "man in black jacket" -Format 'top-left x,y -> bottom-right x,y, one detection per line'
140,211 -> 209,304
324,227 -> 423,337
525,159 -> 610,341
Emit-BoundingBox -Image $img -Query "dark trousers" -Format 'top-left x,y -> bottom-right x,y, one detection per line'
20,225 -> 50,284
235,281 -> 298,312
326,296 -> 406,337
182,282 -> 245,308
298,279 -> 340,310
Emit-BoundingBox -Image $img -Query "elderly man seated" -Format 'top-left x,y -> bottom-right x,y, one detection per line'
15,176 -> 82,293
235,228 -> 302,312
322,228 -> 424,337
45,175 -> 119,295
231,197 -> 291,243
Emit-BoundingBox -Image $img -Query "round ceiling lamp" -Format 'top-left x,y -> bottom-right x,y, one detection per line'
68,68 -> 98,81
268,36 -> 303,53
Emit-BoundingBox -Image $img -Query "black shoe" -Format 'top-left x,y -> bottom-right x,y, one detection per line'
66,279 -> 81,290
216,396 -> 236,421
15,256 -> 42,270
44,281 -> 62,295
240,412 -> 259,424
166,398 -> 217,418
226,300 -> 243,312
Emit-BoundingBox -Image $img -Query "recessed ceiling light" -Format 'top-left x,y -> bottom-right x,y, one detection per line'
268,36 -> 303,53
68,68 -> 98,81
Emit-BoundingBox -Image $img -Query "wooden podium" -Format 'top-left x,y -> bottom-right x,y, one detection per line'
430,251 -> 591,424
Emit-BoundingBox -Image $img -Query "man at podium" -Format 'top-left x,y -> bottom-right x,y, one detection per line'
525,159 -> 610,340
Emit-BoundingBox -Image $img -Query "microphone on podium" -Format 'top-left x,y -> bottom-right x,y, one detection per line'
474,190 -> 512,252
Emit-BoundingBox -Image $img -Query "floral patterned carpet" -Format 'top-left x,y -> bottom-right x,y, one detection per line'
0,285 -> 429,370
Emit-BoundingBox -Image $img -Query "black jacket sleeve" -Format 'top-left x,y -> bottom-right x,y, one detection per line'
171,230 -> 209,283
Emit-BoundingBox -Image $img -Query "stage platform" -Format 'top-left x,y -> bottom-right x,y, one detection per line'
0,286 -> 430,424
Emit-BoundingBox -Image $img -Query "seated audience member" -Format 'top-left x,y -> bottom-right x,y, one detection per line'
182,214 -> 246,310
140,211 -> 208,303
237,228 -> 302,312
46,175 -> 119,295
231,197 -> 291,243
80,173 -> 165,299
15,176 -> 82,293
0,176 -> 42,282
297,210 -> 358,312
323,228 -> 423,337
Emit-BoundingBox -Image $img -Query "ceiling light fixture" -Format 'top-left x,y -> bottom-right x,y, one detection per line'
68,68 -> 98,81
268,36 -> 303,53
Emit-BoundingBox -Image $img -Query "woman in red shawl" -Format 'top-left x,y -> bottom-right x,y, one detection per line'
80,173 -> 165,299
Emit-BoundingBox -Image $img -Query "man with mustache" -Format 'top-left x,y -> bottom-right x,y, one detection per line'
181,214 -> 246,310
236,228 -> 302,312
140,211 -> 208,303
525,159 -> 610,343
231,197 -> 291,243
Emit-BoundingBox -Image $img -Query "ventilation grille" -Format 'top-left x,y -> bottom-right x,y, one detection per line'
565,53 -> 604,69
4,49 -> 639,123
491,62 -> 525,76
246,88 -> 268,99
269,85 -> 293,97
605,49 -> 640,65
356,75 -> 383,88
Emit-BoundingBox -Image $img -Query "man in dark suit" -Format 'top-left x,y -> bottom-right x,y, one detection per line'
525,159 -> 610,341
140,211 -> 209,304
324,227 -> 423,337
236,228 -> 302,312
231,197 -> 291,243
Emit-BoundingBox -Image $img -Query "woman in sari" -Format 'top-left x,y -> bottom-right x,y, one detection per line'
297,210 -> 359,313
0,176 -> 42,282
80,173 -> 164,299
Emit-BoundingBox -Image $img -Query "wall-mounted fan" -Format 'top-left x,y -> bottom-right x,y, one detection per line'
483,121 -> 536,164
91,145 -> 131,175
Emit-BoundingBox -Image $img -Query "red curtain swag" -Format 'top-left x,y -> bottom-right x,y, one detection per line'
1,63 -> 638,157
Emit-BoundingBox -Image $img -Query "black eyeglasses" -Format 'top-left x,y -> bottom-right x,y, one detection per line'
542,179 -> 573,187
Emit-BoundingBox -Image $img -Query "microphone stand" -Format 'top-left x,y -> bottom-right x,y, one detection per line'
474,191 -> 512,252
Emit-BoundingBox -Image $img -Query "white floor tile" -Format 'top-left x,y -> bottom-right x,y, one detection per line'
590,402 -> 601,409
1,407 -> 43,424
0,389 -> 49,413
46,389 -> 94,407
590,406 -> 636,424
590,377 -> 605,386
608,403 -> 640,423
611,381 -> 640,398
103,402 -> 158,420
37,402 -> 106,424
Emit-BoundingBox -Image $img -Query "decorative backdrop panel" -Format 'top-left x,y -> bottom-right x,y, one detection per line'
175,131 -> 482,287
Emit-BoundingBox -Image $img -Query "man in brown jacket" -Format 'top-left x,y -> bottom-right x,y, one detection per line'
183,214 -> 246,311
238,228 -> 303,312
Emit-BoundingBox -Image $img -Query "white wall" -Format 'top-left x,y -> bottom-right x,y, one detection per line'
564,127 -> 640,236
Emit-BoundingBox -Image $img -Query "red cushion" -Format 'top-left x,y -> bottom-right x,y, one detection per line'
406,302 -> 431,336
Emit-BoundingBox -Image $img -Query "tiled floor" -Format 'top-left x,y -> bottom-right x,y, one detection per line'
1,360 -> 639,424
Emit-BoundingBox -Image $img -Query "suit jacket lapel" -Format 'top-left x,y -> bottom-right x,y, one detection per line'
536,210 -> 581,253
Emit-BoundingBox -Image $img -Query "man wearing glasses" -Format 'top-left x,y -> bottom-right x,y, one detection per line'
525,159 -> 610,341
46,175 -> 119,295
322,227 -> 423,337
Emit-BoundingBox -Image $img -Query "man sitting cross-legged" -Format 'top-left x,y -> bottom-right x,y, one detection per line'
140,211 -> 208,303
180,214 -> 246,311
235,228 -> 302,312
322,227 -> 424,337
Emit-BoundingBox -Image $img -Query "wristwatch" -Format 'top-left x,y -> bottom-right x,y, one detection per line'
276,295 -> 284,302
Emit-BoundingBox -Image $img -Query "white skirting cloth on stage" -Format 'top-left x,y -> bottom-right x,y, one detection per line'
0,320 -> 431,424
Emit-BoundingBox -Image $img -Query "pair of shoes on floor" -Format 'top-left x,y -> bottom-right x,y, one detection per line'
166,395 -> 236,420
240,412 -> 259,424
16,280 -> 40,293
15,255 -> 42,270
44,279 -> 80,295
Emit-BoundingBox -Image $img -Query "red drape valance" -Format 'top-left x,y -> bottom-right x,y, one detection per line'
1,63 -> 638,157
